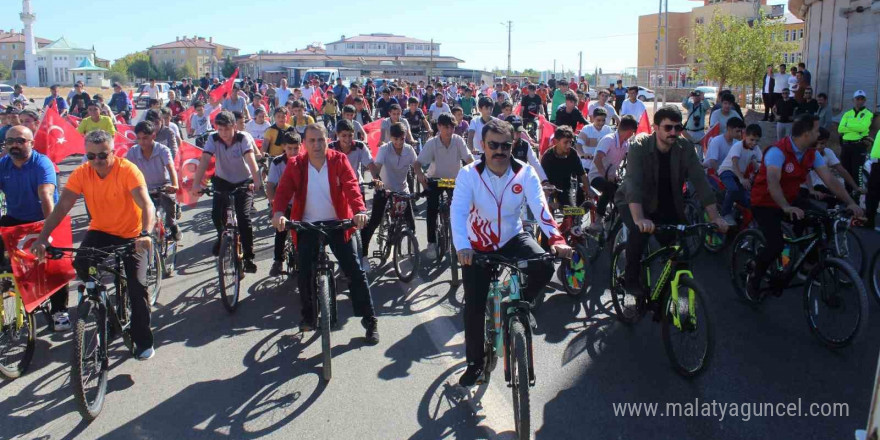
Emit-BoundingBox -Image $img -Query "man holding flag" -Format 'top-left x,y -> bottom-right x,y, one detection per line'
0,125 -> 67,330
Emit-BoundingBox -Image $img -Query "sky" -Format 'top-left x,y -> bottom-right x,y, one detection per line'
4,0 -> 788,74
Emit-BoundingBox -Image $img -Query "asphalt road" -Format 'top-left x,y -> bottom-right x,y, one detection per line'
2,155 -> 880,440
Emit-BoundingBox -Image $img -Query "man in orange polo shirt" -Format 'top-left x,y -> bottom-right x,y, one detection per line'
32,130 -> 157,360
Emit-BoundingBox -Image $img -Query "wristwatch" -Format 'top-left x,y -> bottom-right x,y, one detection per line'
139,230 -> 150,238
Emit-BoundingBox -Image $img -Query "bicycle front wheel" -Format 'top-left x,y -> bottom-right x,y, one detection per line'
558,243 -> 589,298
317,274 -> 333,381
146,239 -> 162,307
217,233 -> 241,313
71,300 -> 108,421
162,234 -> 178,278
837,229 -> 865,277
509,319 -> 531,440
870,248 -> 880,307
661,276 -> 713,377
393,230 -> 420,282
803,257 -> 868,348
609,244 -> 639,323
0,292 -> 36,379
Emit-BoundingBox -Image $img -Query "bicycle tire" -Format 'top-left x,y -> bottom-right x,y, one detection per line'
509,319 -> 531,440
839,228 -> 866,278
393,229 -> 420,282
729,229 -> 765,304
284,238 -> 297,283
146,239 -> 162,307
870,248 -> 880,307
449,240 -> 460,287
803,257 -> 869,349
683,200 -> 703,259
661,276 -> 713,377
317,273 -> 333,381
436,217 -> 448,265
217,233 -> 240,313
558,243 -> 589,298
0,293 -> 36,379
609,244 -> 640,323
163,238 -> 177,278
71,300 -> 108,421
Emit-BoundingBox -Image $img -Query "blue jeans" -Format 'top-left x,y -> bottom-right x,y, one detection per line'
720,170 -> 749,216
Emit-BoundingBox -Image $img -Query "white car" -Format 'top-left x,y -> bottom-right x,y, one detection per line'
134,82 -> 171,109
695,86 -> 718,107
0,84 -> 14,105
636,86 -> 655,102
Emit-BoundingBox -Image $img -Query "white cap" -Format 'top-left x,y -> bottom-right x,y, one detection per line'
853,90 -> 867,98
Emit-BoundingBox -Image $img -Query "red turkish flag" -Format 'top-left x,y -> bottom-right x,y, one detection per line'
0,218 -> 76,313
33,102 -> 85,163
209,68 -> 239,103
128,90 -> 137,118
310,88 -> 325,111
538,114 -> 556,155
701,123 -> 721,155
66,115 -> 81,128
637,110 -> 652,135
176,141 -> 214,206
209,105 -> 222,126
485,87 -> 494,98
363,119 -> 383,158
513,102 -> 522,117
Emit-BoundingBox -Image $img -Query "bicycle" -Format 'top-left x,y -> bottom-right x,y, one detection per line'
730,208 -> 868,348
364,182 -> 422,282
45,244 -> 139,420
609,223 -> 716,377
473,253 -> 557,440
148,188 -> 177,284
427,178 -> 459,287
199,180 -> 252,313
0,272 -> 46,380
284,220 -> 354,382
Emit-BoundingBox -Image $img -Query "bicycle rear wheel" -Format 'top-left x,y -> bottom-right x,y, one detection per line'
162,232 -> 177,278
509,319 -> 531,440
217,233 -> 241,313
836,229 -> 865,277
661,276 -> 713,377
0,293 -> 36,379
393,230 -> 420,282
71,300 -> 108,421
558,243 -> 589,298
609,244 -> 640,323
729,229 -> 765,303
317,274 -> 333,381
436,216 -> 449,265
146,239 -> 162,307
803,257 -> 868,348
870,248 -> 880,307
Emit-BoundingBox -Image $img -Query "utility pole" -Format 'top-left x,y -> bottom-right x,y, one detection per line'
429,38 -> 434,82
553,59 -> 556,80
653,0 -> 661,113
663,0 -> 668,105
500,21 -> 512,77
578,51 -> 582,78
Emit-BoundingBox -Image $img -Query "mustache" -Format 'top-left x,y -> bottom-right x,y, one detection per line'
492,154 -> 507,159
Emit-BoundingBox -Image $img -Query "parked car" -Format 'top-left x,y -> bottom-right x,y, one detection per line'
134,82 -> 171,109
746,92 -> 763,105
0,84 -> 14,105
636,86 -> 655,102
694,86 -> 718,107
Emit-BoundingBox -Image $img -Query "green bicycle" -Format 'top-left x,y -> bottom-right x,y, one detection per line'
610,223 -> 716,377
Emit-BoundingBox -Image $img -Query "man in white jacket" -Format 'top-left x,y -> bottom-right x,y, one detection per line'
451,118 -> 572,387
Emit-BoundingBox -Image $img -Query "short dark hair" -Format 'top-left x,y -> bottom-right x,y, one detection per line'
232,111 -> 244,121
478,96 -> 494,110
389,122 -> 406,139
145,109 -> 161,123
148,98 -> 159,107
342,104 -> 356,114
481,118 -> 515,141
451,106 -> 463,115
564,91 -> 578,103
214,110 -> 235,127
720,93 -> 736,104
817,93 -> 828,100
501,101 -> 513,110
134,120 -> 156,135
745,124 -> 763,137
653,105 -> 682,125
20,110 -> 39,121
437,113 -> 455,128
289,100 -> 303,109
407,97 -> 419,105
791,114 -> 819,138
274,106 -> 288,116
726,117 -> 746,129
87,101 -> 99,108
336,119 -> 354,133
389,104 -> 402,112
618,115 -> 638,132
817,127 -> 830,141
279,131 -> 301,145
592,107 -> 608,118
627,86 -> 638,92
159,107 -> 172,117
554,125 -> 575,140
194,101 -> 205,109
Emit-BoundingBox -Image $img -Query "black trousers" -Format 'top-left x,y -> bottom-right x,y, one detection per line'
840,141 -> 867,192
210,177 -> 255,260
866,162 -> 880,227
0,216 -> 69,314
360,190 -> 415,255
274,207 -> 292,262
590,177 -> 618,217
425,184 -> 454,244
618,202 -> 679,288
751,197 -> 812,287
74,230 -> 152,349
762,93 -> 774,120
462,233 -> 553,365
296,228 -> 375,322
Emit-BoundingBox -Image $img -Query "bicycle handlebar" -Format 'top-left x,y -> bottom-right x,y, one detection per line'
472,253 -> 558,269
198,179 -> 253,196
284,219 -> 355,232
653,223 -> 718,234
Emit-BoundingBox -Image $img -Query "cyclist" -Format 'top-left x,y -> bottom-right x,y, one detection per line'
266,131 -> 301,277
554,91 -> 589,132
451,118 -> 572,387
353,97 -> 373,126
126,121 -> 181,241
467,97 -> 497,155
32,130 -> 157,359
541,126 -> 590,208
457,87 -> 477,120
415,113 -> 475,260
717,123 -> 762,225
244,108 -> 271,141
520,84 -> 545,127
404,97 -> 432,143
189,111 -> 262,273
588,90 -> 620,125
361,123 -> 418,266
748,114 -> 864,298
380,104 -> 417,145
289,100 -> 316,136
329,119 -> 377,184
340,105 -> 367,141
451,107 -> 470,138
589,115 -> 638,222
261,107 -> 294,157
375,89 -> 397,119
577,107 -> 614,172
503,115 -> 547,181
187,101 -> 212,138
807,127 -> 861,205
161,108 -> 184,148
0,126 -> 67,331
703,117 -> 745,176
145,109 -> 179,160
108,83 -> 132,123
613,105 -> 728,300
270,124 -> 378,343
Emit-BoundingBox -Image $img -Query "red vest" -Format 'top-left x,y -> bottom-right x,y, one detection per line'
751,136 -> 816,208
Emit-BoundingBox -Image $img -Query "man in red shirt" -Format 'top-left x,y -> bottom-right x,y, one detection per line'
271,123 -> 378,343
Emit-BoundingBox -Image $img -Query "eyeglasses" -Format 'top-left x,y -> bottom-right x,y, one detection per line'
487,141 -> 513,151
86,151 -> 111,161
660,124 -> 685,133
4,137 -> 29,145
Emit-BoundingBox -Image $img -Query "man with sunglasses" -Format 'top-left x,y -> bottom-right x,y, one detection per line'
32,130 -> 157,359
0,126 -> 68,331
451,118 -> 572,387
614,106 -> 728,302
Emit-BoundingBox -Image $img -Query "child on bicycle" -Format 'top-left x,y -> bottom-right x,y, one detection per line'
266,131 -> 301,277
717,123 -> 762,224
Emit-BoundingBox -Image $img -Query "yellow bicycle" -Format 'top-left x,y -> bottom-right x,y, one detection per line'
0,272 -> 36,379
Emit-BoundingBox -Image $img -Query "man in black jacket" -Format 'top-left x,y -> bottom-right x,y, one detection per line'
762,65 -> 775,121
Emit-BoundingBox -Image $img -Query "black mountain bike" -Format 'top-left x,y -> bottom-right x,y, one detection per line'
427,178 -> 459,286
46,244 -> 139,420
285,220 -> 353,381
148,188 -> 178,283
200,180 -> 252,313
364,182 -> 422,282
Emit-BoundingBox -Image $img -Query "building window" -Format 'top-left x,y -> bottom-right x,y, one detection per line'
783,53 -> 788,63
356,43 -> 364,49
0,44 -> 5,50
181,49 -> 185,54
406,44 -> 413,50
784,30 -> 790,41
798,29 -> 804,39
346,43 -> 354,49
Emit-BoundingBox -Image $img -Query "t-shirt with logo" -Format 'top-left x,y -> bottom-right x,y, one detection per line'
520,95 -> 543,120
65,159 -> 146,239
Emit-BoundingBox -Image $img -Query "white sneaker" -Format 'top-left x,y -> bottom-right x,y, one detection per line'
136,346 -> 155,361
426,243 -> 437,260
53,312 -> 71,332
722,214 -> 736,226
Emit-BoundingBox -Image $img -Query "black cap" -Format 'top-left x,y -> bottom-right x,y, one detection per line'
504,115 -> 525,132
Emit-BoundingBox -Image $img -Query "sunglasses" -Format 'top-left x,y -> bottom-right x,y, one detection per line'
660,124 -> 685,133
487,141 -> 513,151
86,151 -> 112,161
4,137 -> 29,145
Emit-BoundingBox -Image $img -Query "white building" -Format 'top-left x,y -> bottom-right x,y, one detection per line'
34,37 -> 100,87
325,34 -> 440,57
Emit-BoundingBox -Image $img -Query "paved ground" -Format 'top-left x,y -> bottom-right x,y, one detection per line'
2,155 -> 880,440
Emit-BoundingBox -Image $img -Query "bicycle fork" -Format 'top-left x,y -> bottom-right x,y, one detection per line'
668,263 -> 696,331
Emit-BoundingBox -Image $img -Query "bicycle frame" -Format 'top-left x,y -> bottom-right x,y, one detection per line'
482,261 -> 537,386
641,243 -> 696,331
0,273 -> 25,329
310,234 -> 338,325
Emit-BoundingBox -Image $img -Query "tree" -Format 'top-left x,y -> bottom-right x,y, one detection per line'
178,62 -> 196,80
735,13 -> 795,108
111,51 -> 150,82
0,63 -> 10,80
155,61 -> 178,81
221,57 -> 236,78
128,59 -> 155,81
